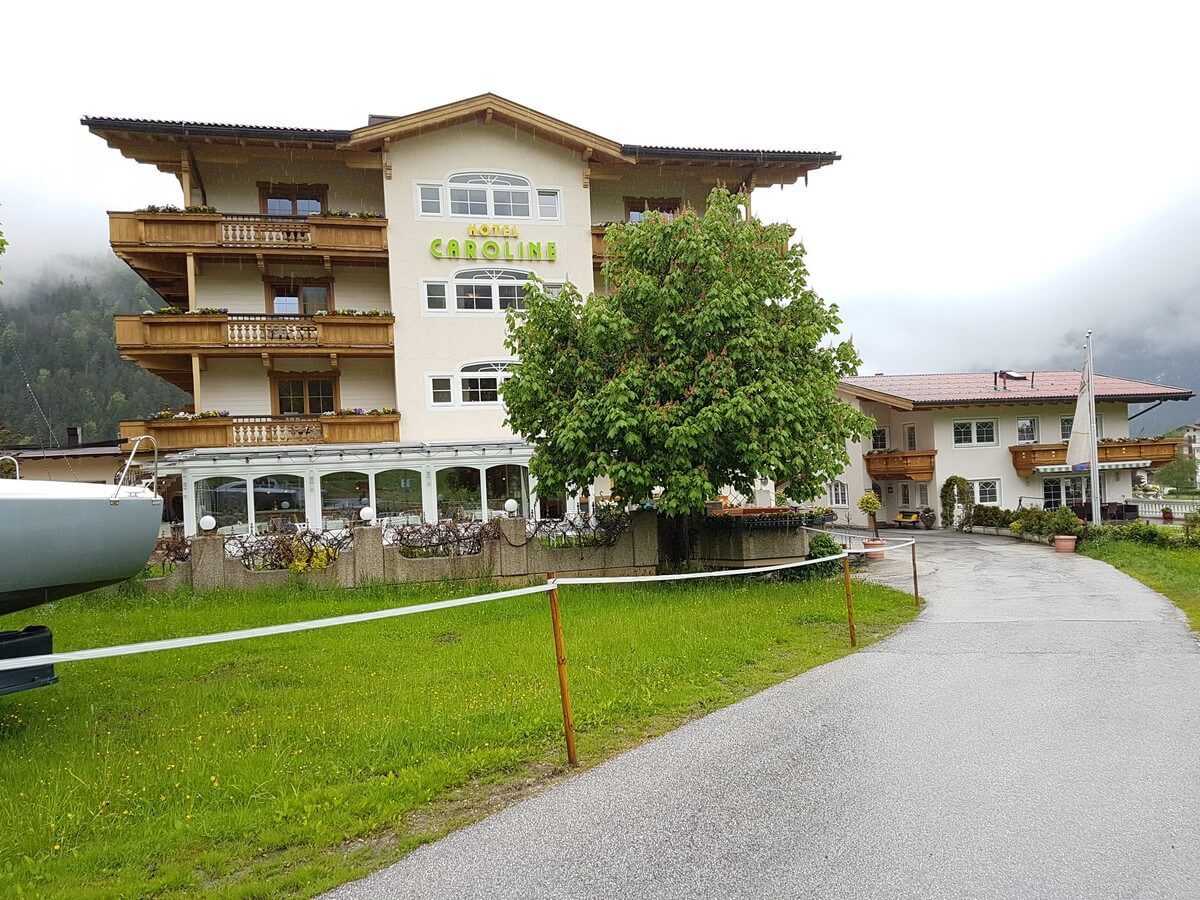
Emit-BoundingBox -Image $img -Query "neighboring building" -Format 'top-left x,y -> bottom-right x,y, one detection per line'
1179,422 -> 1200,488
85,94 -> 839,535
826,371 -> 1193,527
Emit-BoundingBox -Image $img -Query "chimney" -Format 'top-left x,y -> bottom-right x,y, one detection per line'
66,426 -> 82,448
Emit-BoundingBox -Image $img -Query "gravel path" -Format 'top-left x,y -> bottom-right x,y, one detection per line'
326,532 -> 1200,899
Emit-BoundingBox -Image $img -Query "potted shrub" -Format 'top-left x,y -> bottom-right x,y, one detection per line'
858,491 -> 886,559
1161,505 -> 1174,524
1051,505 -> 1083,552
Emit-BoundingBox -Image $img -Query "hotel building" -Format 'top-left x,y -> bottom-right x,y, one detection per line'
827,371 -> 1192,526
85,94 -> 839,535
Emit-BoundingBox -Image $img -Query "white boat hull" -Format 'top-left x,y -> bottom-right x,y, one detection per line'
0,480 -> 163,615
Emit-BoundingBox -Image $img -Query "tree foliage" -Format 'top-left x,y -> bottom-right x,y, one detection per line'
502,188 -> 873,516
0,262 -> 189,444
1155,454 -> 1198,491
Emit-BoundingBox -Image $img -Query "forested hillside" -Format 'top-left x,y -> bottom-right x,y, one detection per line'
0,262 -> 190,444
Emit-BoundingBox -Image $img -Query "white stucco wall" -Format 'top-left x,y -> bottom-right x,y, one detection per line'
381,122 -> 594,442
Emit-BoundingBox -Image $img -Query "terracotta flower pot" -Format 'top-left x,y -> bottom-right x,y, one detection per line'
863,538 -> 887,560
1053,535 -> 1077,553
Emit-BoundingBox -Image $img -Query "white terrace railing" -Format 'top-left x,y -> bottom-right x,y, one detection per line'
226,314 -> 319,346
1131,498 -> 1200,519
220,214 -> 312,247
230,416 -> 324,447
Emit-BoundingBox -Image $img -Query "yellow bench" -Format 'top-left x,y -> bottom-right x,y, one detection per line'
893,511 -> 920,528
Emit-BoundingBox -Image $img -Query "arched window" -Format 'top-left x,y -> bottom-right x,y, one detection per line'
252,474 -> 305,532
375,468 -> 424,523
429,361 -> 515,406
320,471 -> 369,529
436,467 -> 483,521
448,172 -> 531,218
423,268 -> 562,314
195,476 -> 248,533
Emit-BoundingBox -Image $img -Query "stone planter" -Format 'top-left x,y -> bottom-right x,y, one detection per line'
1053,535 -> 1077,553
863,538 -> 887,560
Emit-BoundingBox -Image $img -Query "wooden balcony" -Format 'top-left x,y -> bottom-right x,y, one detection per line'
864,449 -> 937,482
108,211 -> 388,304
120,414 -> 401,452
115,313 -> 394,357
1009,439 -> 1180,477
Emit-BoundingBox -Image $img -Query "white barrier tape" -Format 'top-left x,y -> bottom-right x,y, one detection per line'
1,540 -> 917,673
554,551 -> 848,586
800,526 -> 916,555
0,582 -> 551,673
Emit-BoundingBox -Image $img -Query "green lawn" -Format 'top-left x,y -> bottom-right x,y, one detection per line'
1083,543 -> 1200,631
0,574 -> 916,898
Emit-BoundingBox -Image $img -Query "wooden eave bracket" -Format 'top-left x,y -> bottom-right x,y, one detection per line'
261,352 -> 271,369
329,353 -> 339,369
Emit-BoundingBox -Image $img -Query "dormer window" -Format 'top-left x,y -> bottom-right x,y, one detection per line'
448,173 -> 531,218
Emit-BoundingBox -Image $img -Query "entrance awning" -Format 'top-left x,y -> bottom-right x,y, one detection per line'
1034,460 -> 1151,474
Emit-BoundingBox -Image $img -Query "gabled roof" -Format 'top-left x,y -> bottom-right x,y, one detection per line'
341,93 -> 633,163
840,371 -> 1195,411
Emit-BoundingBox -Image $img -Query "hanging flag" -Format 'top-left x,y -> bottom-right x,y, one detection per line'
1065,352 -> 1093,472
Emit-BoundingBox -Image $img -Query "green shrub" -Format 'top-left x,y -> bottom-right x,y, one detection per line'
804,532 -> 843,579
939,476 -> 973,531
1049,505 -> 1083,537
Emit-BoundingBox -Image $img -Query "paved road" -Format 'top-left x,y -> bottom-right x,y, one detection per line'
327,532 -> 1200,899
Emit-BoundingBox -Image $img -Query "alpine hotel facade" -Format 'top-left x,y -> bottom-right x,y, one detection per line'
85,94 -> 839,535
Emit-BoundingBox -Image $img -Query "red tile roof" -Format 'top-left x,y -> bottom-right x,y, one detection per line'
840,371 -> 1194,409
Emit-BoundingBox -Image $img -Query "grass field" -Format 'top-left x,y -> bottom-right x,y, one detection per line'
1083,542 -> 1200,631
0,574 -> 917,898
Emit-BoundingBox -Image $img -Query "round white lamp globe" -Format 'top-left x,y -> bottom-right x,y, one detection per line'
503,498 -> 519,516
198,515 -> 217,532
359,506 -> 376,522
280,501 -> 290,510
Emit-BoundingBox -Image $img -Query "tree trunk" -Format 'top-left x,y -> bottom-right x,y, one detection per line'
868,511 -> 878,538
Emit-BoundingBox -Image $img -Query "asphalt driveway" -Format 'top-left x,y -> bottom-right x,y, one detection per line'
327,531 -> 1200,899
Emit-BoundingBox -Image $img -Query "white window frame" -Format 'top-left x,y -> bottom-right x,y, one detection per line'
903,423 -> 918,451
415,182 -> 444,218
952,418 -> 999,448
446,172 -> 533,220
828,480 -> 849,507
870,427 -> 890,451
917,483 -> 930,507
426,361 -> 515,409
419,269 -> 562,317
900,483 -> 912,507
1060,414 -> 1103,442
970,478 -> 1002,506
536,188 -> 563,222
1016,416 -> 1040,445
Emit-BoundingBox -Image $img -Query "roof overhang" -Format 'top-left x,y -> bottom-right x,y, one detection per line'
838,383 -> 915,411
339,93 -> 634,164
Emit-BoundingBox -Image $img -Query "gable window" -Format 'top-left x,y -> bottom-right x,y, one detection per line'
417,184 -> 443,216
953,418 -> 998,447
1016,417 -> 1040,444
871,427 -> 889,451
970,478 -> 1000,505
448,173 -> 531,218
258,182 -> 327,217
428,362 -> 514,407
269,281 -> 331,316
274,373 -> 337,415
423,269 -> 560,315
829,480 -> 848,507
537,190 -> 561,220
625,197 -> 681,223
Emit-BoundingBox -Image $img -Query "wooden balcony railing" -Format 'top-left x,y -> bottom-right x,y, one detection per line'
864,449 -> 937,482
109,211 -> 388,255
1009,439 -> 1180,477
120,414 -> 401,452
114,313 -> 394,355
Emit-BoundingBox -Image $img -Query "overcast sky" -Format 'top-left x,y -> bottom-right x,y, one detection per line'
2,0 -> 1198,382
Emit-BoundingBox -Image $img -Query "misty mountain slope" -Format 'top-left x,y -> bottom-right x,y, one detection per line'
0,262 -> 189,444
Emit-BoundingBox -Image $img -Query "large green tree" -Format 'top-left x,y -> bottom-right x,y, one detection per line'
1154,454 -> 1198,491
502,188 -> 872,516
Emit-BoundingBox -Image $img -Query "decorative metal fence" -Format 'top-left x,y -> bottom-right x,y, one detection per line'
382,520 -> 501,558
517,510 -> 632,548
224,529 -> 353,570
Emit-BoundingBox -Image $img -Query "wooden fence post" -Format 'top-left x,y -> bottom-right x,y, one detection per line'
841,555 -> 858,648
546,573 -> 578,767
911,541 -> 921,607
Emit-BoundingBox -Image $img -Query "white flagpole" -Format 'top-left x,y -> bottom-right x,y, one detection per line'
1086,330 -> 1101,524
